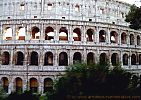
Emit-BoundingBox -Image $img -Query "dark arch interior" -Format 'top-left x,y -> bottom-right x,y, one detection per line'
32,27 -> 40,39
16,52 -> 24,65
123,54 -> 128,65
111,53 -> 119,66
15,77 -> 23,92
110,31 -> 118,43
137,35 -> 140,45
73,28 -> 81,41
99,30 -> 106,42
130,34 -> 134,45
121,32 -> 127,44
131,54 -> 136,65
30,52 -> 38,66
73,52 -> 81,64
44,78 -> 53,93
100,53 -> 107,65
2,52 -> 10,65
45,27 -> 54,40
59,52 -> 68,66
30,78 -> 38,93
2,77 -> 8,93
44,52 -> 53,66
86,29 -> 94,42
59,27 -> 68,41
87,52 -> 94,64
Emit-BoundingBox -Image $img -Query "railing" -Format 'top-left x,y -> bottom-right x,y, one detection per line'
42,66 -> 66,71
0,65 -> 67,72
0,40 -> 141,50
1,65 -> 141,71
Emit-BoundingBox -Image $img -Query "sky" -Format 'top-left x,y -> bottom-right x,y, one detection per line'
118,0 -> 136,4
118,0 -> 141,6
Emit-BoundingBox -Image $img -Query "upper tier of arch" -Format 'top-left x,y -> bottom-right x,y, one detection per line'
0,0 -> 130,26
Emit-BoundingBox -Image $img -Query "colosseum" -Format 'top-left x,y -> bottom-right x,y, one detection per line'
0,0 -> 140,94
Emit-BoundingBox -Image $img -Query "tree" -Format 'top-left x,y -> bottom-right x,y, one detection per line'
125,4 -> 141,30
49,62 -> 140,100
4,91 -> 39,100
0,85 -> 6,100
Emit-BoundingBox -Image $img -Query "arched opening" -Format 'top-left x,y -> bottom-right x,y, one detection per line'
75,5 -> 80,12
2,52 -> 10,65
44,78 -> 53,93
30,52 -> 38,66
45,27 -> 54,40
30,78 -> 38,93
31,26 -> 40,39
86,29 -> 94,42
44,52 -> 53,66
73,52 -> 81,64
131,54 -> 136,65
99,53 -> 107,65
1,77 -> 9,93
130,34 -> 134,45
111,53 -> 119,66
73,28 -> 81,41
59,27 -> 68,41
121,32 -> 127,44
137,35 -> 140,46
15,77 -> 23,93
15,52 -> 24,65
139,54 -> 141,65
16,27 -> 26,40
87,52 -> 95,64
99,30 -> 106,42
59,52 -> 68,66
123,54 -> 128,65
3,27 -> 12,40
110,31 -> 118,43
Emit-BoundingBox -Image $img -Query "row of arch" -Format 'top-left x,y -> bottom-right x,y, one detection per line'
1,77 -> 53,93
3,26 -> 141,45
1,51 -> 141,66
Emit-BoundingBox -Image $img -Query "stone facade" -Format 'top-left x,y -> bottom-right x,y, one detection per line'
0,0 -> 141,94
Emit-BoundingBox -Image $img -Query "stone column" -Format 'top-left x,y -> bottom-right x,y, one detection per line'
118,29 -> 121,45
8,78 -> 14,94
67,50 -> 70,66
26,25 -> 31,40
95,49 -> 99,64
83,48 -> 87,63
129,51 -> 131,68
54,50 -> 58,66
0,24 -> 3,40
40,23 -> 44,40
120,50 -> 123,66
12,25 -> 16,41
10,49 -> 14,66
127,31 -> 130,45
24,45 -> 28,65
83,26 -> 87,43
38,77 -> 43,94
55,25 -> 59,43
69,51 -> 73,65
39,49 -> 44,70
23,79 -> 27,91
107,28 -> 110,44
95,26 -> 99,44
25,25 -> 28,40
108,50 -> 112,67
81,25 -> 85,44
69,25 -> 73,42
